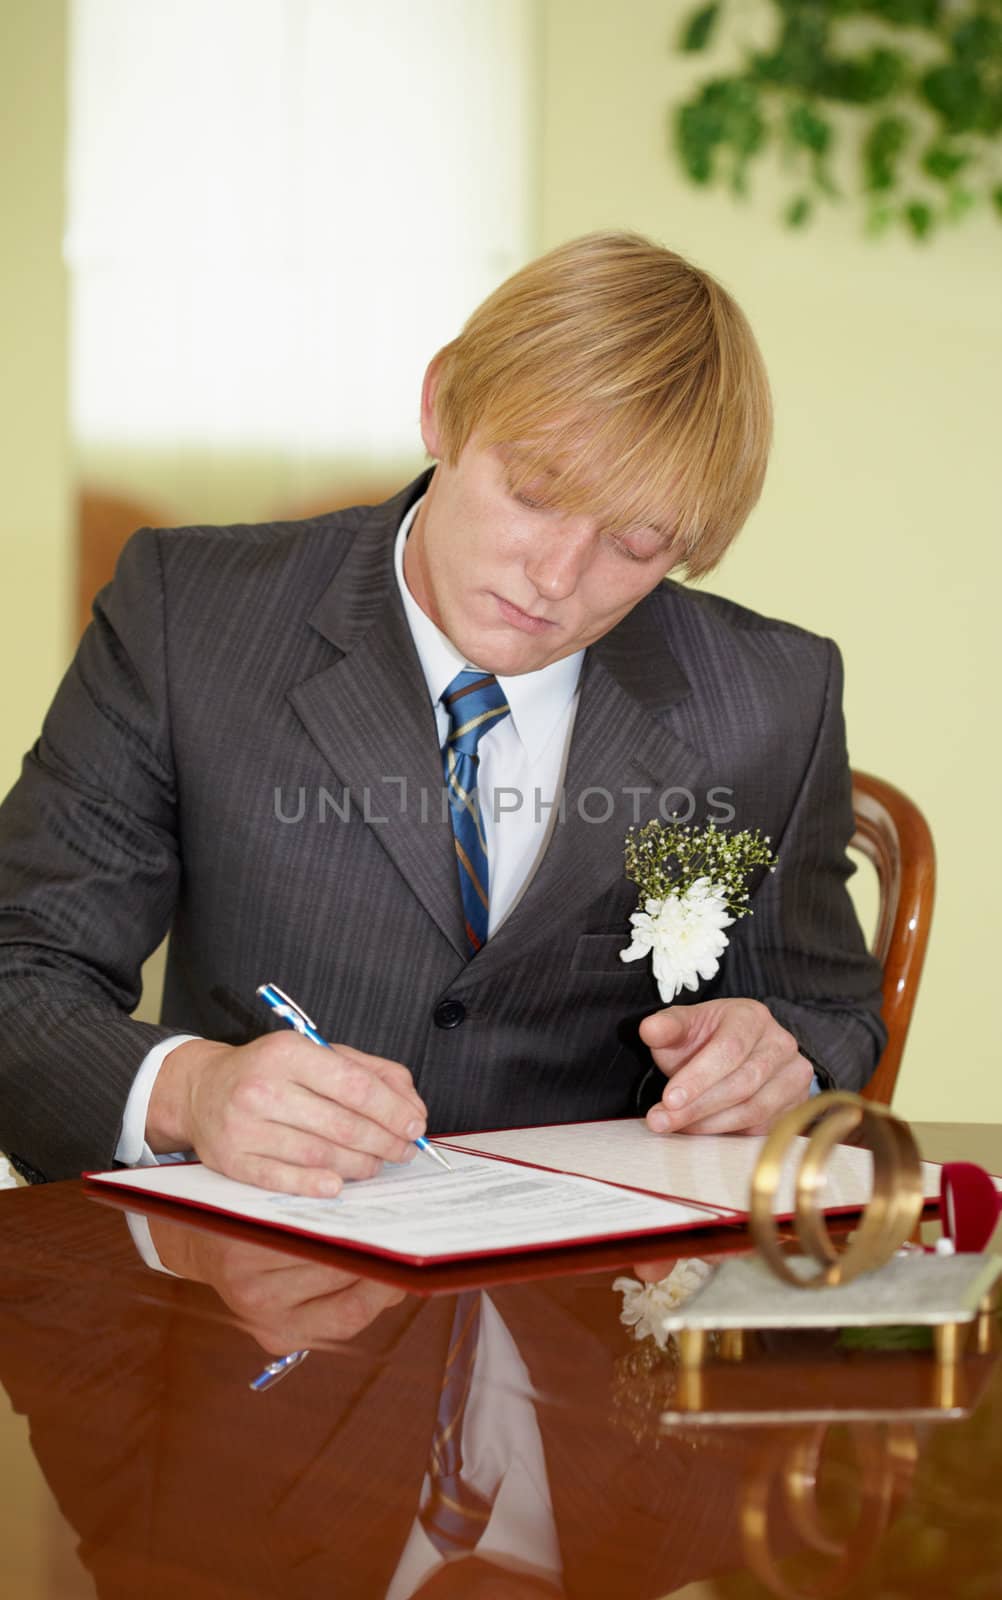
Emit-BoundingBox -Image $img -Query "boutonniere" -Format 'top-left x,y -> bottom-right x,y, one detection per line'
619,819 -> 777,1002
610,1261 -> 715,1443
614,1259 -> 714,1345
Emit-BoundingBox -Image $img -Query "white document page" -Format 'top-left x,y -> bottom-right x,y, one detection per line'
440,1120 -> 943,1216
88,1149 -> 728,1262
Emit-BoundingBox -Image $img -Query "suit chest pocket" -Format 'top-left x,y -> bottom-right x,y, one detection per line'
571,932 -> 649,977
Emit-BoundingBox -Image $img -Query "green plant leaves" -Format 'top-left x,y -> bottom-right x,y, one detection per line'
905,198 -> 934,237
922,142 -> 971,183
838,1324 -> 933,1351
675,78 -> 766,189
921,63 -> 984,134
864,114 -> 911,191
680,2 -> 720,52
672,0 -> 1002,236
820,46 -> 906,104
787,102 -> 832,156
951,11 -> 1002,66
865,0 -> 942,23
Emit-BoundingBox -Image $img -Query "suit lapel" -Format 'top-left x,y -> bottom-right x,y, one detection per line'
472,591 -> 713,980
287,474 -> 468,959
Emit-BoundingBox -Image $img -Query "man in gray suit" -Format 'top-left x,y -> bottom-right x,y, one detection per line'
0,233 -> 884,1187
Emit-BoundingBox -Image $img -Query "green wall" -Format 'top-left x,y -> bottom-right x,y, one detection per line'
0,0 -> 71,796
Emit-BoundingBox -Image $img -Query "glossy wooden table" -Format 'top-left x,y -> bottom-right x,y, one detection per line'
1,1124 -> 1000,1600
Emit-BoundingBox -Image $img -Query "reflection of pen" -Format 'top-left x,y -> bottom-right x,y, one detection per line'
255,982 -> 453,1171
249,1348 -> 310,1393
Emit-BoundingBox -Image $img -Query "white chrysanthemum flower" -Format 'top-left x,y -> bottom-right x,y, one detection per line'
613,1259 -> 714,1348
618,877 -> 734,1002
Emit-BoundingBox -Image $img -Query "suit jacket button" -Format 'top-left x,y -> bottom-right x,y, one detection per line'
433,999 -> 466,1029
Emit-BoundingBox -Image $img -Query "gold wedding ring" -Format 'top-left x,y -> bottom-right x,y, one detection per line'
740,1422 -> 919,1600
749,1092 -> 924,1288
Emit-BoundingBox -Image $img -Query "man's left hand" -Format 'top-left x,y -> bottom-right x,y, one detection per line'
641,998 -> 814,1136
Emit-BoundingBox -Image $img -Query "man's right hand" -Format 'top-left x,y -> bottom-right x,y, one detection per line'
145,1034 -> 428,1196
147,1217 -> 409,1354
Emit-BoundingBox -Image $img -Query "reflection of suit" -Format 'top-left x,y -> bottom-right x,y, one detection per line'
0,474 -> 883,1179
0,1196 -> 756,1599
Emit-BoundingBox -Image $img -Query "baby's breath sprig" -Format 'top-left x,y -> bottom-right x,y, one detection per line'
624,819 -> 776,918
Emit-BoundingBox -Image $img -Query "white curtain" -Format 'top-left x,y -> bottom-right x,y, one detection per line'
66,0 -> 537,458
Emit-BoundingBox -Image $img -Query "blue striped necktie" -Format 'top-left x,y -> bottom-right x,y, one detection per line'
419,1292 -> 492,1556
441,671 -> 510,954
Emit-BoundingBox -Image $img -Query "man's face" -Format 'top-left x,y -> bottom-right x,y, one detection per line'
404,400 -> 679,677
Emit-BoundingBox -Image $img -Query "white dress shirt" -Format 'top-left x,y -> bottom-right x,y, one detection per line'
116,495 -> 583,1165
384,1291 -> 563,1600
393,497 -> 583,934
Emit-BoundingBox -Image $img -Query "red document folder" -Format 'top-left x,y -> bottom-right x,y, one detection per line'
86,1117 -> 945,1268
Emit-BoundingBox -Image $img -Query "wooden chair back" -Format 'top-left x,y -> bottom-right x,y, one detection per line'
851,770 -> 936,1105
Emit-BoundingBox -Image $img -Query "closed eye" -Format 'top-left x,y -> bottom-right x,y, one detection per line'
609,534 -> 645,561
609,530 -> 670,562
507,478 -> 553,511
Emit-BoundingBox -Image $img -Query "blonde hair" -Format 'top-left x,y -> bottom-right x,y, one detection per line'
431,232 -> 772,578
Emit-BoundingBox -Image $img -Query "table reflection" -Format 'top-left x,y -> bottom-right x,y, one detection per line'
0,1184 -> 1000,1599
740,1422 -> 919,1599
145,1211 -> 410,1355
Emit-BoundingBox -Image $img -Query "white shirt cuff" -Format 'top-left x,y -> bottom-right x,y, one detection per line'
125,1212 -> 181,1275
115,1034 -> 200,1166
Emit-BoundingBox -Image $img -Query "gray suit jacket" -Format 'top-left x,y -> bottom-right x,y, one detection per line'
0,474 -> 884,1179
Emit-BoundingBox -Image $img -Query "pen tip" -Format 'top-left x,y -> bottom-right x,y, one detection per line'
414,1135 -> 452,1171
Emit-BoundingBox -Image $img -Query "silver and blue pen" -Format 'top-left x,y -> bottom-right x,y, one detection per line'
255,982 -> 452,1173
247,981 -> 450,1395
